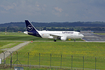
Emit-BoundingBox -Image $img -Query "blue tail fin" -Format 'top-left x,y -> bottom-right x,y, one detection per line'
25,20 -> 41,37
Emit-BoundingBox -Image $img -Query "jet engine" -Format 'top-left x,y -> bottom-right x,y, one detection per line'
61,37 -> 67,41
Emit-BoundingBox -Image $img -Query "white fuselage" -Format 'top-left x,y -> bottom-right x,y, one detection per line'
38,31 -> 84,40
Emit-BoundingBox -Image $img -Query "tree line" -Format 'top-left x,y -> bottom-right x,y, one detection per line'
0,21 -> 105,32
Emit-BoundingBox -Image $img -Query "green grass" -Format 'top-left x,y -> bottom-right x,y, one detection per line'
0,32 -> 53,41
4,42 -> 105,70
0,42 -> 22,52
94,33 -> 105,35
0,67 -> 66,70
19,42 -> 105,57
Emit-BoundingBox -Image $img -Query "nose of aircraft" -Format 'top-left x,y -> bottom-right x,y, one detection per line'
81,34 -> 84,38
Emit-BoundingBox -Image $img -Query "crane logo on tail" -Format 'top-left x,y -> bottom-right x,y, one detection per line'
27,25 -> 33,31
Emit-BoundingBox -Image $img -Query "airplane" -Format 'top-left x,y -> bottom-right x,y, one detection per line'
24,20 -> 84,42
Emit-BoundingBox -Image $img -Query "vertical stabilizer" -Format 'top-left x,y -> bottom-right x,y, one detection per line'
25,20 -> 41,37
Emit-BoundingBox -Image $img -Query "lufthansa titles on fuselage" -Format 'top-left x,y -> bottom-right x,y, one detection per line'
62,31 -> 73,34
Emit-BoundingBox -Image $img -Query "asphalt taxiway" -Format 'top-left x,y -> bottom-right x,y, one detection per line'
82,32 -> 105,42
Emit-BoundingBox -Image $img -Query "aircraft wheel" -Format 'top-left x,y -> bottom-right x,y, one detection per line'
54,40 -> 56,42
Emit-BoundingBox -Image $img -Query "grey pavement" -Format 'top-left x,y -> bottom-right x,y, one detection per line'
81,32 -> 105,42
0,41 -> 30,60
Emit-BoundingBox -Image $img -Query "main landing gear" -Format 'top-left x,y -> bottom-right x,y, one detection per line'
74,39 -> 75,42
54,39 -> 56,42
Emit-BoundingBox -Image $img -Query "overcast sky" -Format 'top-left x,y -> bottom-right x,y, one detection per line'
0,0 -> 105,23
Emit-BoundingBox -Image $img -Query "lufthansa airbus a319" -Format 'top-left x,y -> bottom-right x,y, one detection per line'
24,20 -> 84,42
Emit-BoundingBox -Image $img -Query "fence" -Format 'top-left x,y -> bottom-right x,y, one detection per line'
0,51 -> 104,70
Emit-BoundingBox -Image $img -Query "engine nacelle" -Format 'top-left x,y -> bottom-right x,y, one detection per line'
24,31 -> 28,34
61,37 -> 67,41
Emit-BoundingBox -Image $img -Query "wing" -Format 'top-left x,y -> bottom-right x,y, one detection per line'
50,34 -> 67,41
50,34 -> 63,37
